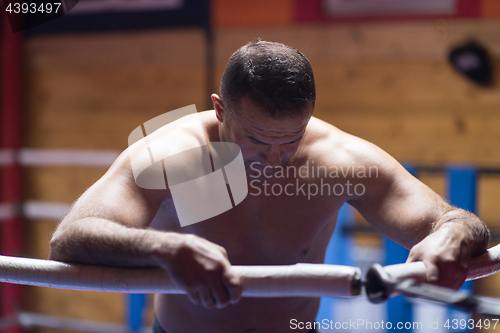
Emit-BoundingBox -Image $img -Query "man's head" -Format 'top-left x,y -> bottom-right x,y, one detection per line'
219,39 -> 315,119
212,40 -> 315,173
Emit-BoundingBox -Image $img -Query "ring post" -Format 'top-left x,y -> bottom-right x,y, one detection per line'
127,294 -> 146,332
1,10 -> 24,333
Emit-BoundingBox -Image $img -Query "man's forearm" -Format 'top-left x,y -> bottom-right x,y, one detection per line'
49,217 -> 179,268
432,208 -> 490,257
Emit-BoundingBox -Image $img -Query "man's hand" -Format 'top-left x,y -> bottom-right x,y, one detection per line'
406,222 -> 473,290
155,233 -> 242,309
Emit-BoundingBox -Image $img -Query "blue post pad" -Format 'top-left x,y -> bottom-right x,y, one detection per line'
127,293 -> 147,332
446,166 -> 477,332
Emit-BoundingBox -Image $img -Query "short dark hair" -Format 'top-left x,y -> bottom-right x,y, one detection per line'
220,39 -> 316,119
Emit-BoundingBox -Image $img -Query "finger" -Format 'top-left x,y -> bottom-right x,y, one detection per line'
405,252 -> 414,263
198,288 -> 216,309
210,278 -> 231,309
424,261 -> 440,283
405,248 -> 419,263
206,263 -> 233,309
217,245 -> 228,258
223,269 -> 242,304
460,241 -> 471,270
186,290 -> 201,306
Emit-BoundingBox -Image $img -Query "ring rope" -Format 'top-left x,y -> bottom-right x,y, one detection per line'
0,256 -> 361,297
377,243 -> 500,285
1,244 -> 500,298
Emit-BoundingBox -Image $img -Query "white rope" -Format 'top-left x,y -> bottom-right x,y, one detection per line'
0,148 -> 117,222
0,256 -> 361,298
382,243 -> 500,284
2,244 -> 500,299
0,201 -> 70,222
0,149 -> 119,167
18,312 -> 129,333
23,201 -> 70,220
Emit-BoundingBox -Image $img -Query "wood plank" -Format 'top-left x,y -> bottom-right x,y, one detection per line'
212,0 -> 294,28
478,175 -> 500,228
24,167 -> 108,203
25,29 -> 206,67
418,173 -> 446,197
214,20 -> 500,65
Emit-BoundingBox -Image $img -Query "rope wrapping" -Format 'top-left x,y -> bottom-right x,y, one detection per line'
375,243 -> 500,285
2,244 -> 500,299
0,256 -> 361,297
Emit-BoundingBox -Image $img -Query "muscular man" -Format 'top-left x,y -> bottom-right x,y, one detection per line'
49,40 -> 490,333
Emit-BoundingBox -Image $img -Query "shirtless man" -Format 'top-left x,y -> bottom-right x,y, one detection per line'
49,40 -> 490,333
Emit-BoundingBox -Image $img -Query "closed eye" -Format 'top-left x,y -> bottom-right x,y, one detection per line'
247,136 -> 302,145
285,137 -> 302,145
250,139 -> 264,145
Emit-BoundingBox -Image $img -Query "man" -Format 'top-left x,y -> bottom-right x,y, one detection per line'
49,40 -> 490,333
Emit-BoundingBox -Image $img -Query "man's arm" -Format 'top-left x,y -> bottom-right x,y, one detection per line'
49,149 -> 242,309
49,152 -> 164,266
405,208 -> 489,288
346,139 -> 490,289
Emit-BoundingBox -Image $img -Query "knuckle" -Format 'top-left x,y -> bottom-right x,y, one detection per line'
205,262 -> 223,274
225,272 -> 240,286
187,292 -> 200,304
213,251 -> 227,263
180,235 -> 194,247
216,300 -> 229,309
202,299 -> 215,309
226,278 -> 238,287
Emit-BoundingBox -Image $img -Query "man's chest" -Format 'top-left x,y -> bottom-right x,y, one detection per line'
155,179 -> 345,264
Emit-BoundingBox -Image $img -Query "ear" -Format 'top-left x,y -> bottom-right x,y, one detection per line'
211,94 -> 225,123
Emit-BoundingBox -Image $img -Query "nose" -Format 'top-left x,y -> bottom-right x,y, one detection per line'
262,145 -> 282,167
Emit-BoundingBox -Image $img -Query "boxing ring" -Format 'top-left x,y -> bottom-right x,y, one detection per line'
3,20 -> 500,331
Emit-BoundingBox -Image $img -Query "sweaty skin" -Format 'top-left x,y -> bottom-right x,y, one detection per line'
49,94 -> 489,333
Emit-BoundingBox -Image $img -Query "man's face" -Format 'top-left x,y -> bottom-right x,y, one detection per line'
219,96 -> 312,176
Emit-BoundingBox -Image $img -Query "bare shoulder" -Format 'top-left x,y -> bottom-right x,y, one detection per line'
303,117 -> 400,175
66,112 -> 215,226
130,111 -> 212,157
124,111 -> 214,178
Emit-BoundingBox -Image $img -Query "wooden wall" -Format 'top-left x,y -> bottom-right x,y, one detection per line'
21,19 -> 500,331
